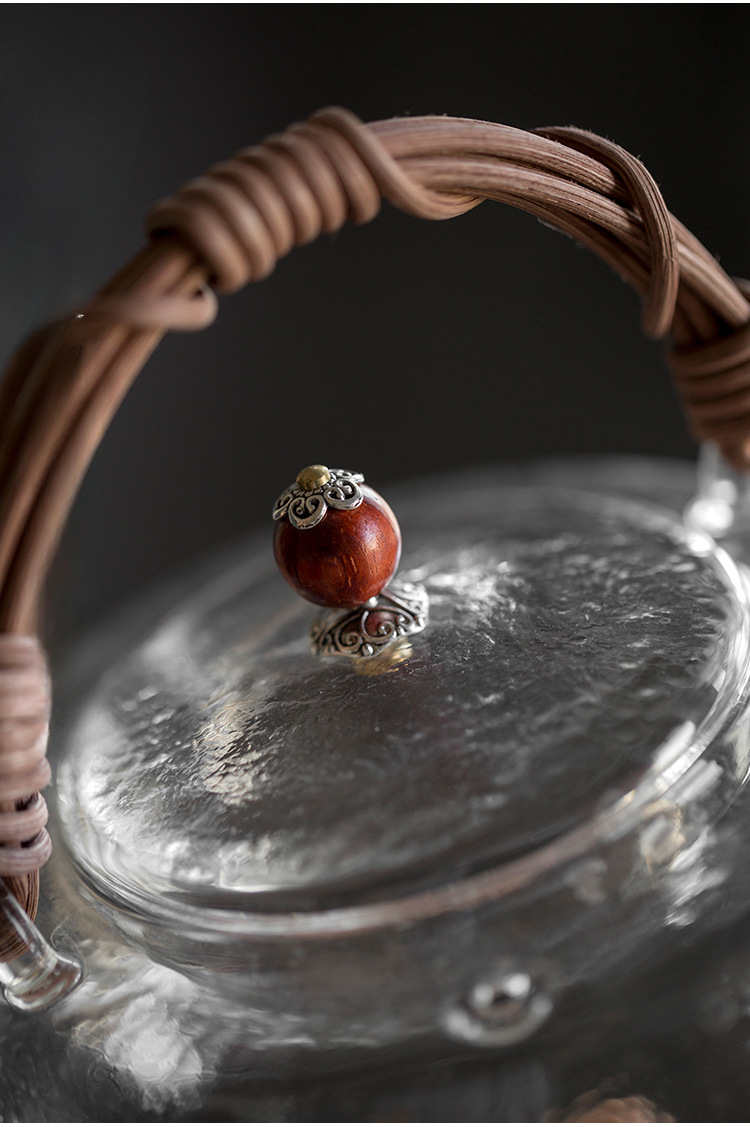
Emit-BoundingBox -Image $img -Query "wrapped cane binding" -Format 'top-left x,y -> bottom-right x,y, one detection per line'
0,635 -> 50,956
2,107 -> 750,941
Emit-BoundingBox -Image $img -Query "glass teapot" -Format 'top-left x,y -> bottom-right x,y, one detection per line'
3,108 -> 750,1121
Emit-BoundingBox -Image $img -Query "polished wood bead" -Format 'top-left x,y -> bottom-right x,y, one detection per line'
274,486 -> 401,608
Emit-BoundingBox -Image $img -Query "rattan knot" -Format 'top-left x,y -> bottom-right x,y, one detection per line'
145,106 -> 477,294
667,279 -> 750,468
0,635 -> 51,879
535,127 -> 679,341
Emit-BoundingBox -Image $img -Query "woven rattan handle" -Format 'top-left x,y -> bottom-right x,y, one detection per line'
2,107 -> 750,937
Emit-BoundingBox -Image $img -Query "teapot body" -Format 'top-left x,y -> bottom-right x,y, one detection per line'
4,457 -> 750,1121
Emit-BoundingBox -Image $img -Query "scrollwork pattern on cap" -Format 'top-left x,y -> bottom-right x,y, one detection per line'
273,469 -> 364,529
310,581 -> 429,658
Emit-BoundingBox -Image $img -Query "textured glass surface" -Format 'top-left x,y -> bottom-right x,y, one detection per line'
57,479 -> 750,916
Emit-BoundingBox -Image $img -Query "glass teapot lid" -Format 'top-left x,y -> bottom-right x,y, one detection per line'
56,465 -> 750,926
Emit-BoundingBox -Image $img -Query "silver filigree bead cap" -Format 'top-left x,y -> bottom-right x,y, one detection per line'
272,466 -> 365,530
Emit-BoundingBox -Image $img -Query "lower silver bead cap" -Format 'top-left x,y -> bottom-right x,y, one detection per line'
310,579 -> 429,659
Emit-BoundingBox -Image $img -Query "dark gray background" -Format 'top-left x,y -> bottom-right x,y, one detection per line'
2,4 -> 749,642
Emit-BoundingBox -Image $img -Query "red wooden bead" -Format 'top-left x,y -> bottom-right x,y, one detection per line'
274,485 -> 401,608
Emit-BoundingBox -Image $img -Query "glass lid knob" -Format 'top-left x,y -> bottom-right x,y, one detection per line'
272,465 -> 429,658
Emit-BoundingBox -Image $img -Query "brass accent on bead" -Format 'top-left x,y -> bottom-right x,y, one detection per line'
296,465 -> 331,491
